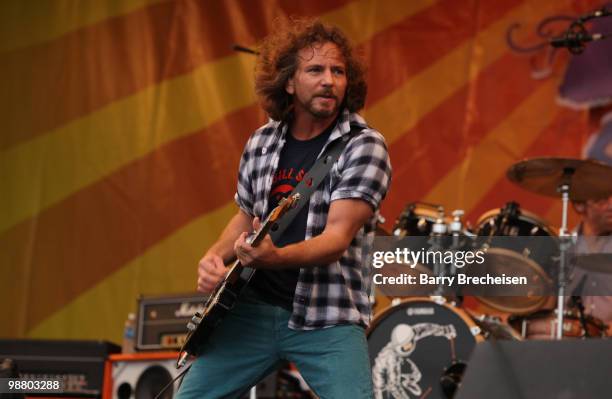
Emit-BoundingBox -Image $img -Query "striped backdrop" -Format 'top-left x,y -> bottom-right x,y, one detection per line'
0,0 -> 603,344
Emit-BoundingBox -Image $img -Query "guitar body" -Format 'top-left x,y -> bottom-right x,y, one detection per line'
176,194 -> 300,368
179,263 -> 255,363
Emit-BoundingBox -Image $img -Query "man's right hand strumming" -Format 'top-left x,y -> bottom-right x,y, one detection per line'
197,253 -> 226,293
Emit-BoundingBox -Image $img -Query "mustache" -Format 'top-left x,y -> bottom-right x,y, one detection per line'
314,90 -> 336,99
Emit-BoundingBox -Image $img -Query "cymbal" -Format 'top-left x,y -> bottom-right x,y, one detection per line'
573,254 -> 612,274
507,157 -> 612,201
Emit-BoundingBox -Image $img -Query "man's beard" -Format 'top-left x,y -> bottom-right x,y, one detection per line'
306,95 -> 341,118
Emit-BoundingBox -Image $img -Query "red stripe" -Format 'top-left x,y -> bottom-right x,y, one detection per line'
364,0 -> 522,105
465,108 -> 588,226
0,104 -> 267,330
0,0 -> 353,150
379,50 -> 545,227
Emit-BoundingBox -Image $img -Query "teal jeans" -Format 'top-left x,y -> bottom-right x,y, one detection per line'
176,289 -> 373,399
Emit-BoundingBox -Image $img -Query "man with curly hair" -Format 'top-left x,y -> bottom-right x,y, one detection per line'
177,19 -> 391,398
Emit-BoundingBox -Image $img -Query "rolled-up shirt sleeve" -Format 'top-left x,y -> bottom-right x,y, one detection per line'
330,130 -> 392,210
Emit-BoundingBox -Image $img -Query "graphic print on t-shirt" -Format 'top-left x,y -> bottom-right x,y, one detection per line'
269,168 -> 306,208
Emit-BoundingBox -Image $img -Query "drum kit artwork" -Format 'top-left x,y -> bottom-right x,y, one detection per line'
367,157 -> 612,399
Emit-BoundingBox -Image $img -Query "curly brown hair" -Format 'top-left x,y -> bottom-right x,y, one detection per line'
255,19 -> 367,121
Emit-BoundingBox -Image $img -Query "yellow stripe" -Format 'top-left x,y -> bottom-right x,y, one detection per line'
0,52 -> 257,233
423,80 -> 559,210
321,0 -> 436,43
363,0 -> 565,145
0,0 -> 435,233
0,0 -> 167,55
26,202 -> 236,341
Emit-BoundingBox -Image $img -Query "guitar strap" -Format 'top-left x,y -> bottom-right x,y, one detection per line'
268,124 -> 363,242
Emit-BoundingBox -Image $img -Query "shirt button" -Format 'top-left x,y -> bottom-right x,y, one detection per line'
261,147 -> 267,154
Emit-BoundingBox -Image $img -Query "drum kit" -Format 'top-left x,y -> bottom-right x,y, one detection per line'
367,157 -> 612,399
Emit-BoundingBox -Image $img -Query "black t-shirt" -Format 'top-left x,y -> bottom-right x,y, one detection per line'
250,123 -> 333,310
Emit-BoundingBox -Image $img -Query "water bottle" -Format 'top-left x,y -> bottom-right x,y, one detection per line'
122,312 -> 136,353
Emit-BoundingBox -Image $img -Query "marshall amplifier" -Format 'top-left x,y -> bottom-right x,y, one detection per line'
0,339 -> 120,397
136,293 -> 207,351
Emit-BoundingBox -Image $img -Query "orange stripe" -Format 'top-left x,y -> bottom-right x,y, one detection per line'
0,104 -> 267,331
364,0 -> 522,105
0,0 -> 353,150
466,108 -> 588,226
380,49 -> 544,224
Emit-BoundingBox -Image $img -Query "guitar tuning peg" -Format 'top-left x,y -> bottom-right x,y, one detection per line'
187,322 -> 197,332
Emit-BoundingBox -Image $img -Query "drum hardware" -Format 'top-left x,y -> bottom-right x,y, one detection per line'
507,157 -> 612,339
556,181 -> 573,340
508,308 -> 608,339
468,313 -> 523,341
393,202 -> 450,237
440,360 -> 467,398
431,207 -> 449,295
489,201 -> 521,236
569,295 -> 591,338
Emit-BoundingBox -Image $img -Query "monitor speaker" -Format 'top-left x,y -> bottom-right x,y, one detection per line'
104,352 -> 182,399
455,340 -> 612,399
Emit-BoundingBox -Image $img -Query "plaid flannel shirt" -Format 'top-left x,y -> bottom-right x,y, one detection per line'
234,108 -> 392,330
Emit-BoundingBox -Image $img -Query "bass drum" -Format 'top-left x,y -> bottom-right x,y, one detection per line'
470,203 -> 558,314
368,299 -> 482,399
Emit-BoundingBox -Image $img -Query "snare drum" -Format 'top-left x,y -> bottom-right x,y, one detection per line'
469,203 -> 558,313
368,298 -> 482,399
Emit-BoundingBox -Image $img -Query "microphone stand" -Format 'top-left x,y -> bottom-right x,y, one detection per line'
550,6 -> 612,54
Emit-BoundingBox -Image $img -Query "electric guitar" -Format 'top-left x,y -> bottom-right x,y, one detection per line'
177,194 -> 300,368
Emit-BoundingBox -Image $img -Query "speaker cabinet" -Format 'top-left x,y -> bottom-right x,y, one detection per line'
103,352 -> 183,399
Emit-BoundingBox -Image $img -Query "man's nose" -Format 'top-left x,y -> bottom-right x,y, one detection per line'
321,68 -> 333,86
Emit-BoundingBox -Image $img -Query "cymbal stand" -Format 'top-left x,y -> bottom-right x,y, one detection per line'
556,179 -> 572,340
431,207 -> 448,296
450,210 -> 466,305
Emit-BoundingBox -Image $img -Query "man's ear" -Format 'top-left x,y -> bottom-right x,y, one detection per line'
286,78 -> 295,95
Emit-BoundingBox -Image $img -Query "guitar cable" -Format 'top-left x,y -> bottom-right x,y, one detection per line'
153,364 -> 192,399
